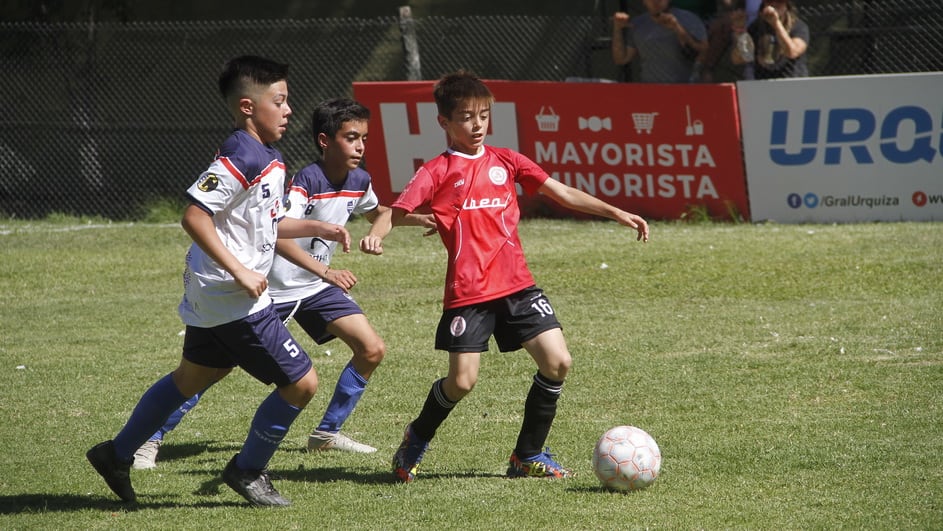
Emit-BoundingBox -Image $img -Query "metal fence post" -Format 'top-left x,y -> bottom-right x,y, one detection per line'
399,6 -> 421,80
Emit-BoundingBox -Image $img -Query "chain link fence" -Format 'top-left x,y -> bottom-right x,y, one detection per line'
805,0 -> 943,75
1,3 -> 941,219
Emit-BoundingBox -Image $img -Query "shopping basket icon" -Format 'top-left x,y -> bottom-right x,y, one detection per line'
536,106 -> 560,132
631,112 -> 658,134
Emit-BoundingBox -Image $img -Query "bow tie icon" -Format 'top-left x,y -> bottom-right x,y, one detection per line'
578,116 -> 612,132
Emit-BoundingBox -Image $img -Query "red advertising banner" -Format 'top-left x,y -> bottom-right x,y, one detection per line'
353,81 -> 748,220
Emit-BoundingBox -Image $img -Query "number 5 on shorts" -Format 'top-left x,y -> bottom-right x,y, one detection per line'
282,339 -> 300,358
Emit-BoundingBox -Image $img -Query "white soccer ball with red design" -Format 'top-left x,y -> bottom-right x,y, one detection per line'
592,425 -> 661,491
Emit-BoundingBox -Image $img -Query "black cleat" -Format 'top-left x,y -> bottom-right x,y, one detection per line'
87,440 -> 136,502
222,454 -> 291,507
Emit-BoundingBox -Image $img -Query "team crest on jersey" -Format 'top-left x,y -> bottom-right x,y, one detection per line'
450,316 -> 467,337
347,200 -> 354,214
488,167 -> 508,186
197,174 -> 219,192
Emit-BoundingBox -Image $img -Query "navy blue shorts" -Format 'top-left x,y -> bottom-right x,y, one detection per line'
434,286 -> 562,353
274,286 -> 363,345
182,303 -> 313,387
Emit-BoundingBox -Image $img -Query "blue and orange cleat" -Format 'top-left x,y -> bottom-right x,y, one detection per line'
507,447 -> 572,479
392,423 -> 429,483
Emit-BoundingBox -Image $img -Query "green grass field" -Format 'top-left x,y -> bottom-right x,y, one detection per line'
1,217 -> 941,529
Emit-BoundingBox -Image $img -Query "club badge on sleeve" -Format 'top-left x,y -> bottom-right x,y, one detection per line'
197,174 -> 220,192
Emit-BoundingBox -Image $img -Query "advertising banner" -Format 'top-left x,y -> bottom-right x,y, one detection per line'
738,73 -> 943,223
353,81 -> 748,221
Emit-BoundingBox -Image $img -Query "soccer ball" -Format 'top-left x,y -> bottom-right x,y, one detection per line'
592,425 -> 661,491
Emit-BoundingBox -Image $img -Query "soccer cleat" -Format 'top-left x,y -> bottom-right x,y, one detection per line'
222,454 -> 291,507
392,423 -> 429,483
132,439 -> 162,470
307,429 -> 377,454
506,447 -> 572,479
86,440 -> 136,502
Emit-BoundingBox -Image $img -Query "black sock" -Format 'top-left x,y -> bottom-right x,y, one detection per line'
412,378 -> 457,442
514,372 -> 564,458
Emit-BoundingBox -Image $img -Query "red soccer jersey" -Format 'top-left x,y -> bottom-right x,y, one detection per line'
393,146 -> 549,309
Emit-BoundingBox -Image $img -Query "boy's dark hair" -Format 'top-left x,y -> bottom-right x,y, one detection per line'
433,70 -> 494,118
218,55 -> 289,102
311,98 -> 371,157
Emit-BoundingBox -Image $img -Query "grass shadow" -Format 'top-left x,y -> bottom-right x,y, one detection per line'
0,493 -> 247,514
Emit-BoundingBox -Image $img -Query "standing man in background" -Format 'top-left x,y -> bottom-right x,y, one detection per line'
611,0 -> 708,83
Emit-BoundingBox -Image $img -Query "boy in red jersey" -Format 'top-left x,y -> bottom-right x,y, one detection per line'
365,70 -> 649,482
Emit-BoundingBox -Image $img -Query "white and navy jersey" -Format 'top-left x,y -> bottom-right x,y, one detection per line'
268,162 -> 379,303
178,129 -> 287,328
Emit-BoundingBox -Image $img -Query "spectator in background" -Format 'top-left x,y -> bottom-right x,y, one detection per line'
741,0 -> 763,78
732,0 -> 809,79
698,0 -> 749,82
611,0 -> 708,83
696,0 -> 765,81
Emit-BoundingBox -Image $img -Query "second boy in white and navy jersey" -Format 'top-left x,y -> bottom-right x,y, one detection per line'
269,97 -> 433,453
371,70 -> 650,483
129,98 -> 434,465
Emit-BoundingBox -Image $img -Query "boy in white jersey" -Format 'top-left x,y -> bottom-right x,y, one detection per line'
368,70 -> 650,483
130,98 -> 434,466
87,56 -> 352,507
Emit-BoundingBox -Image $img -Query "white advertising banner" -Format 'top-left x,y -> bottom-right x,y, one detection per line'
738,73 -> 943,223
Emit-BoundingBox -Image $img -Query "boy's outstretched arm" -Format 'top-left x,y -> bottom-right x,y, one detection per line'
274,238 -> 357,292
360,206 -> 415,255
182,204 -> 269,298
539,178 -> 649,242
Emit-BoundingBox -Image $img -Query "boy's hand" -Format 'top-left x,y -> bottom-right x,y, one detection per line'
620,212 -> 650,243
360,234 -> 384,255
323,267 -> 357,292
234,268 -> 268,298
325,225 -> 352,253
415,213 -> 438,236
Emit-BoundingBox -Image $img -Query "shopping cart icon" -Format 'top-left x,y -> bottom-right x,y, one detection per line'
631,112 -> 658,134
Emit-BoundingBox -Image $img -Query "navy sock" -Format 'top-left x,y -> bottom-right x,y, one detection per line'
146,391 -> 201,442
237,390 -> 300,470
147,379 -> 219,442
317,361 -> 368,433
112,373 -> 187,461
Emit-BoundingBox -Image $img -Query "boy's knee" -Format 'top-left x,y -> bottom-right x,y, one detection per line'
351,340 -> 385,378
446,374 -> 477,398
546,354 -> 573,381
279,369 -> 319,407
355,340 -> 386,367
560,354 -> 573,373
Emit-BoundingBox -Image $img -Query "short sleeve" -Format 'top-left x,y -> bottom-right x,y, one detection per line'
185,157 -> 247,215
393,166 -> 435,213
354,182 -> 380,215
509,151 -> 549,196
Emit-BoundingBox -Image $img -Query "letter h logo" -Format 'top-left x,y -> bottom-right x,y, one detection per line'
379,102 -> 519,192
